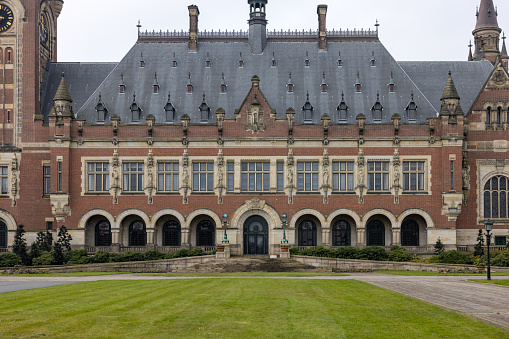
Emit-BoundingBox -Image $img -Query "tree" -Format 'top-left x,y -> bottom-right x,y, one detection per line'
53,226 -> 72,265
506,230 -> 509,250
474,229 -> 485,256
30,231 -> 53,260
434,237 -> 445,255
12,225 -> 29,265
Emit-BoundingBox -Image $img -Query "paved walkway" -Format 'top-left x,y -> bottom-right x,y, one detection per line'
1,273 -> 509,330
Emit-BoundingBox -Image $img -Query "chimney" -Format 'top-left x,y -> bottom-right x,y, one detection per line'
248,0 -> 268,54
188,5 -> 200,51
317,5 -> 328,50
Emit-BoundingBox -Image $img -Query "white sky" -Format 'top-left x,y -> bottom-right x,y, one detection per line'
57,0 -> 508,62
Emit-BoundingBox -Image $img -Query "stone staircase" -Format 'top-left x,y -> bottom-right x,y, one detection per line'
172,256 -> 330,273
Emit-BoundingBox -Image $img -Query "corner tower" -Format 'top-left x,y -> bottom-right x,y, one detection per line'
472,0 -> 502,63
248,0 -> 268,54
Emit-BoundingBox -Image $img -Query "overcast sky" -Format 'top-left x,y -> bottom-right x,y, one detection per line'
57,0 -> 508,62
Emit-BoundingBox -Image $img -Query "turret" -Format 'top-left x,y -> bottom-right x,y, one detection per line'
188,5 -> 200,51
472,0 -> 502,63
439,72 -> 464,124
248,0 -> 268,54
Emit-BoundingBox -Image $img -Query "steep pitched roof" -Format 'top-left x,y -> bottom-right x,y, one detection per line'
53,74 -> 73,102
440,72 -> 460,100
475,0 -> 500,30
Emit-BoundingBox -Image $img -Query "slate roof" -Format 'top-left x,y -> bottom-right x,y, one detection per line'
41,62 -> 118,122
73,40 -> 449,125
398,61 -> 493,114
475,0 -> 500,30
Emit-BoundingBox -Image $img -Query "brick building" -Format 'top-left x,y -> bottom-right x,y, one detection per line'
0,0 -> 508,256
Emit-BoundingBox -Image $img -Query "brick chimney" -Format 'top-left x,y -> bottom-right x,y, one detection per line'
188,5 -> 200,51
317,5 -> 328,50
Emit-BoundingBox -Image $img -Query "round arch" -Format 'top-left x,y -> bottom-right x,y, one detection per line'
152,209 -> 186,227
361,209 -> 397,229
396,209 -> 434,229
327,209 -> 361,226
231,201 -> 281,230
117,209 -> 151,229
289,208 -> 326,230
187,209 -> 221,229
0,209 -> 16,230
77,209 -> 115,229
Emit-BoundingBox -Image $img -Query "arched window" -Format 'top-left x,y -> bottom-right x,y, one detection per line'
366,220 -> 385,246
401,220 -> 419,247
95,220 -> 112,247
197,220 -> 215,247
129,220 -> 146,247
486,107 -> 491,125
0,221 -> 7,248
497,107 -> 502,125
332,220 -> 351,247
484,176 -> 509,219
163,220 -> 181,246
298,220 -> 317,246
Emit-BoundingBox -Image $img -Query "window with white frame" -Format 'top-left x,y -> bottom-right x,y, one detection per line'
227,162 -> 234,191
43,165 -> 51,196
87,162 -> 110,192
241,162 -> 270,191
0,166 -> 7,195
193,162 -> 214,192
277,161 -> 285,191
367,161 -> 389,191
484,176 -> 509,219
123,162 -> 144,192
157,162 -> 179,192
332,161 -> 354,192
403,161 -> 425,192
297,161 -> 319,192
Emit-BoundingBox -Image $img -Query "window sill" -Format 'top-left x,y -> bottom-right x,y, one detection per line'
366,191 -> 391,195
155,192 -> 180,195
190,192 -> 215,195
84,192 -> 111,196
296,192 -> 321,195
402,191 -> 428,195
331,191 -> 356,195
120,192 -> 145,195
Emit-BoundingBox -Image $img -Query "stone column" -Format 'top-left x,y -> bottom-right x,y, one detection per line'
182,228 -> 190,246
392,228 -> 401,246
112,229 -> 120,245
147,230 -> 155,244
322,228 -> 331,248
357,228 -> 366,248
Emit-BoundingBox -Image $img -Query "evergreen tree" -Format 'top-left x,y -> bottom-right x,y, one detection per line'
30,231 -> 53,260
12,225 -> 29,265
434,237 -> 445,255
474,229 -> 485,256
53,226 -> 72,264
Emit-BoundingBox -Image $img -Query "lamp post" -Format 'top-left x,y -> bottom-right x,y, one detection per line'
484,219 -> 493,281
281,213 -> 289,244
222,213 -> 229,244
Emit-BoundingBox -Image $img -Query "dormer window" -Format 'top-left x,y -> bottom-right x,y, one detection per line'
119,73 -> 126,94
187,73 -> 193,94
172,53 -> 177,68
303,92 -> 313,122
406,93 -> 417,123
388,72 -> 395,92
305,52 -> 310,67
130,93 -> 141,122
372,93 -> 383,122
288,73 -> 294,93
337,92 -> 348,122
370,52 -> 376,67
153,73 -> 160,94
199,93 -> 210,122
321,72 -> 327,93
355,72 -> 361,93
337,51 -> 342,66
239,53 -> 244,68
205,53 -> 211,68
119,85 -> 125,94
271,52 -> 276,67
220,73 -> 227,93
95,94 -> 107,123
164,92 -> 176,122
140,53 -> 145,68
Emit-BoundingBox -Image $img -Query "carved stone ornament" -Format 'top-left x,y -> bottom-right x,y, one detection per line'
441,192 -> 463,221
50,193 -> 71,222
10,155 -> 18,207
246,197 -> 266,210
246,95 -> 265,133
111,150 -> 120,204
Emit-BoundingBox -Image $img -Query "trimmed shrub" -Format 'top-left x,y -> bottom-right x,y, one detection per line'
144,250 -> 165,261
334,246 -> 360,259
108,253 -> 126,262
0,253 -> 22,267
289,247 -> 299,255
387,246 -> 413,262
190,247 -> 203,257
65,250 -> 88,264
123,251 -> 145,262
92,251 -> 111,263
357,246 -> 388,261
491,250 -> 509,267
32,251 -> 55,266
429,250 -> 474,265
172,249 -> 191,258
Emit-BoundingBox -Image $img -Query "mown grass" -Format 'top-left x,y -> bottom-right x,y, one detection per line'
470,279 -> 509,287
0,279 -> 507,338
0,272 -> 130,277
139,272 -> 346,277
374,270 -> 509,276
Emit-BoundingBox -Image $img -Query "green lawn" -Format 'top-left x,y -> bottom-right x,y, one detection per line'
470,279 -> 509,287
139,272 -> 346,277
0,279 -> 507,338
0,272 -> 130,277
374,270 -> 509,276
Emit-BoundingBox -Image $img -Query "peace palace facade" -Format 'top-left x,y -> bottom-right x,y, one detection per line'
0,0 -> 508,256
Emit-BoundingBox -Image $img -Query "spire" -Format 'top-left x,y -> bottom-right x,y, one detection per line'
440,71 -> 460,100
54,73 -> 73,102
502,33 -> 508,57
475,0 -> 500,31
468,41 -> 474,61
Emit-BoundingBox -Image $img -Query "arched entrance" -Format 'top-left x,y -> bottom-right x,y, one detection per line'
95,220 -> 112,246
129,220 -> 147,246
298,220 -> 317,246
197,220 -> 215,247
163,220 -> 181,246
243,215 -> 268,255
0,221 -> 7,248
401,219 -> 419,246
366,220 -> 385,246
332,220 -> 351,247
